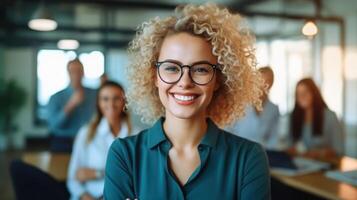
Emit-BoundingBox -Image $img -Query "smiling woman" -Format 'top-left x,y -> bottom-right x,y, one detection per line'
155,33 -> 220,122
126,5 -> 264,126
67,81 -> 132,200
104,3 -> 270,200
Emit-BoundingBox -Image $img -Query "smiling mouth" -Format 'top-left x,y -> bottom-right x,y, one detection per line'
171,93 -> 200,105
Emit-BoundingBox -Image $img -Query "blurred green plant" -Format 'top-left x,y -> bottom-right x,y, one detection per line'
0,79 -> 27,135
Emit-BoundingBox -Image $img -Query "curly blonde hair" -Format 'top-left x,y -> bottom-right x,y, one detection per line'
127,3 -> 265,127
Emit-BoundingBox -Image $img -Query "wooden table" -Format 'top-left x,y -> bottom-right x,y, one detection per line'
22,152 -> 357,199
271,156 -> 357,200
22,151 -> 71,181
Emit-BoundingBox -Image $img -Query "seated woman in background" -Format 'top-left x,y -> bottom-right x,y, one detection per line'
289,78 -> 344,157
104,3 -> 270,200
67,81 -> 132,200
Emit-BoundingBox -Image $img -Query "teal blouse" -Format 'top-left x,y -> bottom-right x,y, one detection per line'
104,118 -> 270,200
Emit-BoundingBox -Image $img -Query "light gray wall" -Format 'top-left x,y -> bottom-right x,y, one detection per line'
106,49 -> 149,131
342,15 -> 357,157
3,48 -> 48,145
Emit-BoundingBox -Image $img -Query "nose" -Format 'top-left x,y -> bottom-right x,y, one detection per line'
177,67 -> 194,89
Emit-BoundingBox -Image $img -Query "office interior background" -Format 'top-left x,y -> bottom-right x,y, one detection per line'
1,0 -> 357,199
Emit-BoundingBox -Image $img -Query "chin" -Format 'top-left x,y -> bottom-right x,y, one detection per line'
167,107 -> 205,120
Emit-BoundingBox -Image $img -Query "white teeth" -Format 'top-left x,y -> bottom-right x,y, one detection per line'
173,94 -> 196,101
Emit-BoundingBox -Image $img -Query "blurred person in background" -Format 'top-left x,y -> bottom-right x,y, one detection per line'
226,66 -> 280,149
100,73 -> 108,86
288,78 -> 344,157
47,59 -> 97,152
67,81 -> 132,200
10,81 -> 131,200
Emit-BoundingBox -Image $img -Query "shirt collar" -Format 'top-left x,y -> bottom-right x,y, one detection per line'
200,118 -> 219,148
97,118 -> 128,139
148,117 -> 167,149
147,117 -> 220,149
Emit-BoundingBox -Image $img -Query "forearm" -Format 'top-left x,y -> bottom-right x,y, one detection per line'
104,140 -> 135,199
48,110 -> 67,130
80,192 -> 95,200
77,168 -> 104,182
63,100 -> 78,115
67,178 -> 86,199
304,147 -> 337,158
86,169 -> 104,180
240,144 -> 271,200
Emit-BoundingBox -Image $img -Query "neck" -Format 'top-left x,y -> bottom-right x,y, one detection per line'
163,112 -> 207,149
71,82 -> 83,91
305,107 -> 313,122
108,116 -> 122,137
255,97 -> 267,115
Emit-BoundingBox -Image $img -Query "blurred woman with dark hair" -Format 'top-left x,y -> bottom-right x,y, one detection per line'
67,81 -> 132,200
289,78 -> 344,157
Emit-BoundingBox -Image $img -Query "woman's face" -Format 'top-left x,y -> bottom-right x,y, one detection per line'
296,83 -> 313,109
99,86 -> 125,120
156,32 -> 219,120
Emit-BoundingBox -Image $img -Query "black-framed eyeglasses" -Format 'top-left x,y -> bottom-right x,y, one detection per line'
155,60 -> 220,85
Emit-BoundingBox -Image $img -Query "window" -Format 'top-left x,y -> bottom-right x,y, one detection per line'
256,39 -> 313,115
36,49 -> 104,123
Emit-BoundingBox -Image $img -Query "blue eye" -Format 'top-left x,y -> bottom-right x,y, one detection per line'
192,65 -> 211,75
165,66 -> 180,72
194,67 -> 209,73
161,63 -> 180,74
100,96 -> 109,102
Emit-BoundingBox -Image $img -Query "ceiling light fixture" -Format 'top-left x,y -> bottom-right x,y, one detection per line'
57,39 -> 80,50
28,5 -> 57,31
302,21 -> 318,37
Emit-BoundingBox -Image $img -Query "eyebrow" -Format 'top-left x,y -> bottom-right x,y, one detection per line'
158,59 -> 217,65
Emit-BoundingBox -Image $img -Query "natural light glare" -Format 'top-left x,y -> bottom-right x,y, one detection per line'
79,51 -> 105,79
321,46 -> 343,118
37,50 -> 104,107
66,51 -> 77,61
259,40 -> 312,115
270,40 -> 289,114
37,50 -> 70,106
345,48 -> 357,80
256,41 -> 269,67
289,53 -> 304,82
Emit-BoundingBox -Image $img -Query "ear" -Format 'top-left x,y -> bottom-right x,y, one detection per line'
214,82 -> 220,91
154,70 -> 159,88
214,73 -> 221,91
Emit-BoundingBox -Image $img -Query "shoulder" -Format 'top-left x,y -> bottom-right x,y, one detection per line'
49,88 -> 68,101
324,108 -> 338,121
324,108 -> 337,116
218,130 -> 269,174
221,130 -> 268,160
109,129 -> 149,154
107,129 -> 150,171
219,130 -> 266,156
84,87 -> 97,94
265,100 -> 279,113
75,125 -> 90,141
